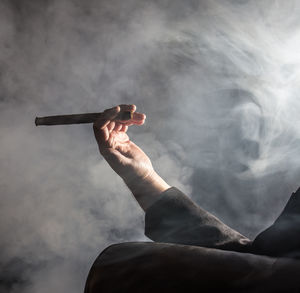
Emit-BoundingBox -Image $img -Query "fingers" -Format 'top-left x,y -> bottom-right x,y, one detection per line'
105,104 -> 146,125
114,122 -> 123,132
107,121 -> 128,132
93,104 -> 145,145
107,121 -> 115,132
93,122 -> 109,143
119,111 -> 146,126
132,111 -> 146,122
93,108 -> 119,144
119,104 -> 136,113
120,124 -> 128,132
103,106 -> 121,121
94,106 -> 120,131
107,122 -> 128,132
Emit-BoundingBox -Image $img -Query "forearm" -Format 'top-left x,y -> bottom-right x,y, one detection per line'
123,171 -> 170,211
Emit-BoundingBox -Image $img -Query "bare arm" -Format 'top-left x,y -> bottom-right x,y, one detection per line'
124,169 -> 170,211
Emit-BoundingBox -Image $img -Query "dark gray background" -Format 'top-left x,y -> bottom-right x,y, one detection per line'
1,0 -> 300,292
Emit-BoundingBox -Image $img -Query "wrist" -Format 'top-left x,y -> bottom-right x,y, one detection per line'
124,170 -> 170,211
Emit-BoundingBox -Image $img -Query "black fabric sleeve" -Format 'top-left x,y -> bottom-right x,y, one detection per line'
84,242 -> 300,293
252,187 -> 300,258
145,187 -> 252,252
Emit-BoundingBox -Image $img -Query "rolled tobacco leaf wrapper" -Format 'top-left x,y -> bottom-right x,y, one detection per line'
35,111 -> 133,126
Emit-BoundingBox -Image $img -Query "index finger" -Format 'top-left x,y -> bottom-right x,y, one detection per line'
114,104 -> 136,122
93,106 -> 120,130
103,106 -> 121,119
120,112 -> 146,126
119,104 -> 136,113
103,104 -> 135,122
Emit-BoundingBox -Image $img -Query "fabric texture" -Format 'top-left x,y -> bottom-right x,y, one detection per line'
84,242 -> 300,293
84,186 -> 300,292
252,187 -> 300,258
145,186 -> 300,258
145,187 -> 252,252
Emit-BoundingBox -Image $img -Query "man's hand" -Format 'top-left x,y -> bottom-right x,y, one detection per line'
93,104 -> 152,182
93,104 -> 170,210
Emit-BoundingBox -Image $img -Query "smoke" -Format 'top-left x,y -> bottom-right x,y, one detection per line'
0,0 -> 300,292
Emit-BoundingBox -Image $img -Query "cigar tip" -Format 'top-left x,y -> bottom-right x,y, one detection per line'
35,117 -> 38,126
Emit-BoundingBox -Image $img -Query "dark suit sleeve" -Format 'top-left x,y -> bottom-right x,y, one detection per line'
252,187 -> 300,257
145,187 -> 251,252
85,242 -> 300,293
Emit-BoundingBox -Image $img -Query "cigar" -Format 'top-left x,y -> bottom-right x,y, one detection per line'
35,111 -> 133,126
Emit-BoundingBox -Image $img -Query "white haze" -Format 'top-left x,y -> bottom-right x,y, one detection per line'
0,0 -> 300,292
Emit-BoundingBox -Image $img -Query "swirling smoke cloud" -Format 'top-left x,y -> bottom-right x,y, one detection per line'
0,0 -> 300,292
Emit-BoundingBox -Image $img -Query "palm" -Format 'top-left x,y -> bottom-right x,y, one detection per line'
107,130 -> 153,181
94,105 -> 153,182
